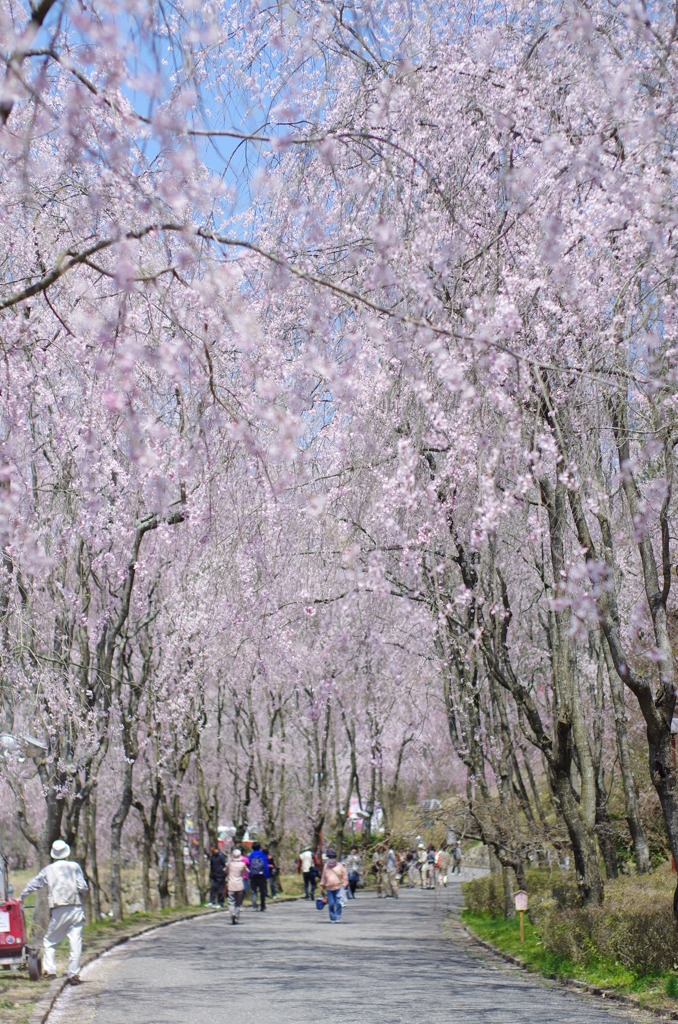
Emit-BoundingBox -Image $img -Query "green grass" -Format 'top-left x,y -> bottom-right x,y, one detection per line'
461,910 -> 671,998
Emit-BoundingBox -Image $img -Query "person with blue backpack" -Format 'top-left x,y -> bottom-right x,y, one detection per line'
247,842 -> 270,911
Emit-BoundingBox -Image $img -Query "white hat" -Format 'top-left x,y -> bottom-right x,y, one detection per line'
232,848 -> 241,858
417,842 -> 425,848
50,840 -> 70,860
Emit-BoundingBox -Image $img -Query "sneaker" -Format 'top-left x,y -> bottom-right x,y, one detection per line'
43,973 -> 56,980
205,902 -> 214,907
67,976 -> 82,986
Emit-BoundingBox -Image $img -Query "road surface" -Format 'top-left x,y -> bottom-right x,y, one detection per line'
48,882 -> 649,1024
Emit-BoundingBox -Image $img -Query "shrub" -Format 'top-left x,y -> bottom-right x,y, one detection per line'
537,866 -> 678,975
465,863 -> 678,977
525,867 -> 579,912
463,867 -> 579,920
462,874 -> 504,917
665,974 -> 678,998
537,906 -> 599,966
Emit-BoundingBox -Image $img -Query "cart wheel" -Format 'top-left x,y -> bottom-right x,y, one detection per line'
28,949 -> 42,981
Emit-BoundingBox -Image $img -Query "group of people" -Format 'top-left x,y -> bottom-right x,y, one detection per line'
301,846 -> 363,922
297,839 -> 463,909
297,845 -> 364,903
207,842 -> 280,923
17,833 -> 464,980
371,842 -> 462,896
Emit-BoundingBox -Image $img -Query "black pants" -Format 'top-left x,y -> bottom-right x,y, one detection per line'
303,871 -> 317,899
250,874 -> 267,910
210,878 -> 225,905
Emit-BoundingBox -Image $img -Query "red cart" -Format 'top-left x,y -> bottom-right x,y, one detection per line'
0,843 -> 43,985
0,897 -> 42,979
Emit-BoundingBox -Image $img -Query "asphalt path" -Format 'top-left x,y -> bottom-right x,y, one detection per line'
48,882 -> 650,1024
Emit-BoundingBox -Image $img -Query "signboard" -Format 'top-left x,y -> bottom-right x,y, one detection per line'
514,890 -> 528,912
0,910 -> 10,933
514,890 -> 528,943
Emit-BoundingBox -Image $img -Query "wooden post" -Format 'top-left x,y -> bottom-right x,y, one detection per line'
514,890 -> 528,943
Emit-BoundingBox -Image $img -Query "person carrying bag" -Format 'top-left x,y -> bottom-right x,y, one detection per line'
319,850 -> 349,923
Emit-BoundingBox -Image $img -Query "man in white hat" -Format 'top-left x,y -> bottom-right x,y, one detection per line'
20,839 -> 88,983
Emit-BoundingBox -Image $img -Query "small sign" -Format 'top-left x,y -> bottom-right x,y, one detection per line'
0,910 -> 10,932
514,890 -> 528,912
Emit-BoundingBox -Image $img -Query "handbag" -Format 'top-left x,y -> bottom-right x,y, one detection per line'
315,896 -> 325,910
338,886 -> 348,907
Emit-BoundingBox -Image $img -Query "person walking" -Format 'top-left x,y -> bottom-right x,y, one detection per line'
319,849 -> 349,922
453,841 -> 463,874
267,851 -> 280,898
297,846 -> 319,900
344,847 -> 362,898
247,842 -> 269,911
415,843 -> 428,888
20,839 -> 88,984
425,845 -> 436,889
406,849 -> 417,888
226,848 -> 248,925
372,845 -> 386,897
435,847 -> 450,888
208,845 -> 227,907
385,845 -> 398,898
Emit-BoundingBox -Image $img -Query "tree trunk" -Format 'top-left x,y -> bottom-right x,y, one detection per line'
196,759 -> 219,849
110,759 -> 134,921
605,648 -> 651,873
158,828 -> 171,909
78,794 -> 93,921
134,785 -> 161,912
140,827 -> 153,912
550,765 -> 603,903
595,779 -> 618,880
502,865 -> 516,920
88,789 -> 102,921
196,817 -> 208,904
169,804 -> 188,906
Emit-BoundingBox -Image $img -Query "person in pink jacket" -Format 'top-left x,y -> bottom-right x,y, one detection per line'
320,850 -> 349,922
226,849 -> 249,925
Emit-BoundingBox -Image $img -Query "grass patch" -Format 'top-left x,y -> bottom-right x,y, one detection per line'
462,909 -> 576,979
461,905 -> 678,1011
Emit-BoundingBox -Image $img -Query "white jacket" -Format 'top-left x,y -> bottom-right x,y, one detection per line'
299,850 -> 315,873
22,860 -> 88,909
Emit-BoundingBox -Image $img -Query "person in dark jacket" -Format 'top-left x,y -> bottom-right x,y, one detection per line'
266,851 -> 280,898
247,842 -> 270,911
208,846 -> 227,907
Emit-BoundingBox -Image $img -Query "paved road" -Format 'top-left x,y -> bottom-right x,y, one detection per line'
49,884 -> 649,1024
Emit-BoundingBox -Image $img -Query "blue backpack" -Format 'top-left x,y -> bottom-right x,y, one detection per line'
249,853 -> 265,876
